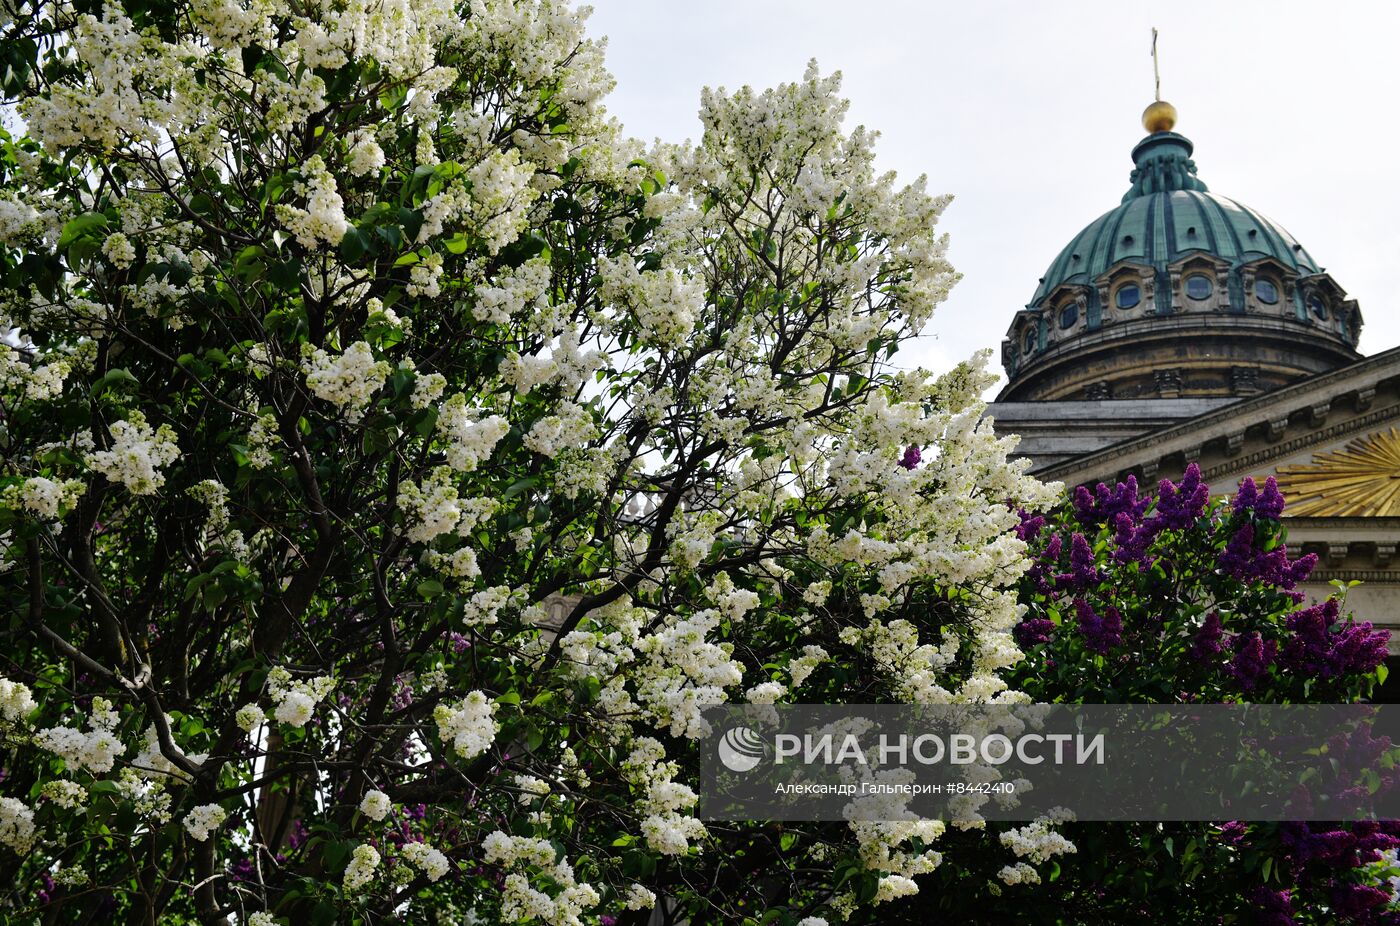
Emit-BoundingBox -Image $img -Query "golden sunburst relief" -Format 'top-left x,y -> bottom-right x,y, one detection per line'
1275,427 -> 1400,517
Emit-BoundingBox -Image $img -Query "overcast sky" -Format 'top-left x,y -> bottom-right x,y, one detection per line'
588,1 -> 1400,390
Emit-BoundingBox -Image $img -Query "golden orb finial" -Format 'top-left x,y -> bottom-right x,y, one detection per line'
1142,99 -> 1177,134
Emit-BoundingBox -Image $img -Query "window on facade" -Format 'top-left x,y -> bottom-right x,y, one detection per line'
1059,303 -> 1078,329
1115,284 -> 1141,309
1307,294 -> 1328,320
1255,279 -> 1280,304
1023,329 -> 1036,353
1185,274 -> 1213,300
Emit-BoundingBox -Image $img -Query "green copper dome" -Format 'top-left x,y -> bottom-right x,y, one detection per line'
1000,119 -> 1362,403
1030,132 -> 1320,308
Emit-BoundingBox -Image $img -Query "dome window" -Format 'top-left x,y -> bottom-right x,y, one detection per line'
1115,284 -> 1141,309
1255,279 -> 1280,304
1059,303 -> 1078,329
1023,329 -> 1036,353
1185,274 -> 1213,300
1307,294 -> 1328,320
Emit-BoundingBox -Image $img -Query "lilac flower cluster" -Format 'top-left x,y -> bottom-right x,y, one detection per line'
1272,821 -> 1400,925
1281,598 -> 1389,680
1073,598 -> 1122,655
1069,466 -> 1212,568
1220,523 -> 1316,597
1225,631 -> 1277,691
1234,475 -> 1288,520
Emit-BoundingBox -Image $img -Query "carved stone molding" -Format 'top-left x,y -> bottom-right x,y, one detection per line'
1377,543 -> 1397,569
1154,368 -> 1183,399
1201,404 -> 1400,484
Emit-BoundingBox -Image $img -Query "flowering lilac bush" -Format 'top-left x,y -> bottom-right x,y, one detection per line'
863,467 -> 1396,925
0,1 -> 1063,923
1013,465 -> 1387,703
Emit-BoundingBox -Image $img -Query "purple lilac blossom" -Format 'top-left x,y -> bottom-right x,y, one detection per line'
1226,631 -> 1276,690
1073,598 -> 1122,654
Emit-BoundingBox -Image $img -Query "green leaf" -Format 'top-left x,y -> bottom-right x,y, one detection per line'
57,212 -> 110,249
339,228 -> 372,262
503,477 -> 537,500
91,367 -> 139,396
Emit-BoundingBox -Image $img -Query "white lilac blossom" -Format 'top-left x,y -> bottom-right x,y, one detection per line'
401,840 -> 451,881
1000,819 -> 1078,864
183,803 -> 227,841
399,467 -> 463,543
302,341 -> 392,422
0,677 -> 37,726
1,344 -> 74,402
131,721 -> 208,782
622,738 -> 708,856
433,692 -> 499,759
435,395 -> 508,472
244,412 -> 280,468
39,780 -> 88,810
462,585 -> 512,628
483,833 -> 601,925
788,645 -> 828,688
277,155 -> 348,248
86,411 -> 181,495
235,703 -> 265,733
342,844 -> 380,892
623,884 -> 656,910
411,372 -> 447,409
102,232 -> 137,268
998,862 -> 1041,886
0,797 -> 37,854
359,790 -> 391,822
345,129 -> 386,178
188,480 -> 249,560
267,668 -> 335,728
7,476 -> 85,520
34,697 -> 125,773
745,681 -> 786,704
873,875 -> 920,903
407,253 -> 445,298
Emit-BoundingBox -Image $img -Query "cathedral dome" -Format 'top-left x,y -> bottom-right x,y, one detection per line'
1000,118 -> 1362,403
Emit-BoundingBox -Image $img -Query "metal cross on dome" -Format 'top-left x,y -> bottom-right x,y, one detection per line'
1152,27 -> 1162,102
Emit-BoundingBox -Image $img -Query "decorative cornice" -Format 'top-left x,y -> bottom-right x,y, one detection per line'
1036,347 -> 1400,483
1309,570 -> 1400,585
1201,405 -> 1400,484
